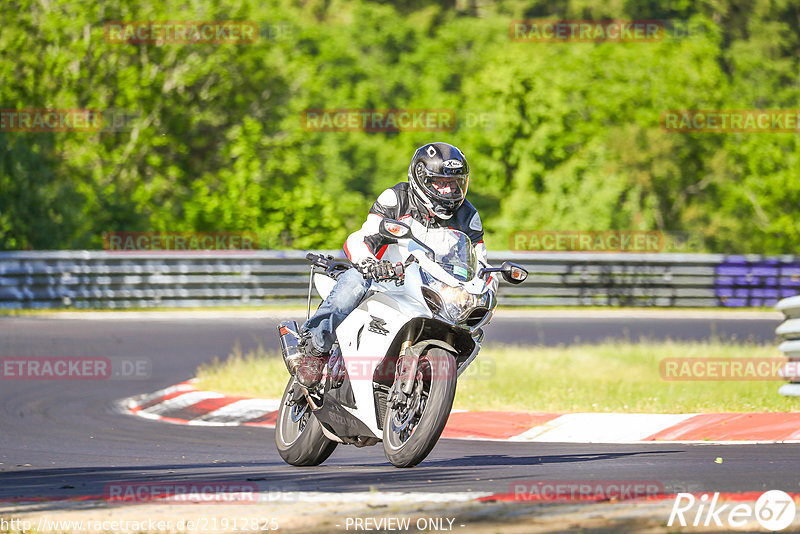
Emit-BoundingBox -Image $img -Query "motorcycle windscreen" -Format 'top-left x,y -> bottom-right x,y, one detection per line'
412,228 -> 478,282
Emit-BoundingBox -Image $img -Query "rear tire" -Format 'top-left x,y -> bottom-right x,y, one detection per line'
275,378 -> 337,466
383,348 -> 456,468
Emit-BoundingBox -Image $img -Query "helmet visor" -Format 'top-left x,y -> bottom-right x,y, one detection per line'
423,170 -> 468,202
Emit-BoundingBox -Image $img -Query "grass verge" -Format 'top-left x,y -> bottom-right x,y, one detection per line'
194,340 -> 797,413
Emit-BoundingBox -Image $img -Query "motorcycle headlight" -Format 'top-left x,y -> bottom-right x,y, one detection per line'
426,278 -> 478,323
475,290 -> 493,310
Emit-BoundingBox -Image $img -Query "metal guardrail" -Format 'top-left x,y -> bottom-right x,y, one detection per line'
0,250 -> 798,310
776,296 -> 800,397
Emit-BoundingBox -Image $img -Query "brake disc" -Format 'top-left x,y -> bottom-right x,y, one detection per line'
290,401 -> 308,424
391,373 -> 424,433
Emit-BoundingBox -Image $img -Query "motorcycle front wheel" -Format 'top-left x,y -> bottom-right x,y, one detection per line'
383,347 -> 457,468
275,377 -> 337,466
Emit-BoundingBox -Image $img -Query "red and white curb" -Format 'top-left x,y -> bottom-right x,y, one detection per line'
119,380 -> 800,444
123,381 -> 280,427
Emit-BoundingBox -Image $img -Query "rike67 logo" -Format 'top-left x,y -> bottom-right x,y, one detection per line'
668,490 -> 796,531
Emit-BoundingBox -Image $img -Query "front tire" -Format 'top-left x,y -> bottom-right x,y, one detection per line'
383,348 -> 457,468
275,378 -> 337,466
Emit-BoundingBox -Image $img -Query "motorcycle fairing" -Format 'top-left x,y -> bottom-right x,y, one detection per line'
314,272 -> 337,300
332,266 -> 431,438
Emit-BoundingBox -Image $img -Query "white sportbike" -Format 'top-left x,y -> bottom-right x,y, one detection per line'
275,219 -> 528,468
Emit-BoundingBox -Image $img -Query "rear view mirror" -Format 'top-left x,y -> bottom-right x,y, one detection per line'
501,261 -> 528,284
378,218 -> 435,260
478,261 -> 528,284
379,218 -> 412,239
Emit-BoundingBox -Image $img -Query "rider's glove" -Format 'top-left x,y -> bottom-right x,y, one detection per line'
391,261 -> 405,286
357,257 -> 378,277
358,258 -> 403,282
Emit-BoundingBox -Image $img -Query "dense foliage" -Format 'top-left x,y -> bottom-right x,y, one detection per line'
1,0 -> 798,252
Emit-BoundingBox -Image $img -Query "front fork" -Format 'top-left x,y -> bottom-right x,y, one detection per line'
388,327 -> 419,408
396,340 -> 418,395
388,329 -> 461,414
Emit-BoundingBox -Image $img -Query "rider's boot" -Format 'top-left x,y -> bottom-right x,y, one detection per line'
294,332 -> 329,388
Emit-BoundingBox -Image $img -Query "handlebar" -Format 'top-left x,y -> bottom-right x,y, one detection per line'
305,252 -> 327,268
305,252 -> 409,283
305,253 -> 353,273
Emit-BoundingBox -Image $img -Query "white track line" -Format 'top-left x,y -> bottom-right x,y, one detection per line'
510,413 -> 698,443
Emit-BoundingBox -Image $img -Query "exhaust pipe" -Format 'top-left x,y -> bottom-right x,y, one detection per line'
277,320 -> 301,373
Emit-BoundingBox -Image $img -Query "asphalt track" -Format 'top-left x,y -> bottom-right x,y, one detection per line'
1,311 -> 798,507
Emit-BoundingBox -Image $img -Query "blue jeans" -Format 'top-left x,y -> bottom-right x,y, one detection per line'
302,267 -> 371,353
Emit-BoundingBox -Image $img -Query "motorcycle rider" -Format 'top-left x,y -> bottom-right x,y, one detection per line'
289,142 -> 497,387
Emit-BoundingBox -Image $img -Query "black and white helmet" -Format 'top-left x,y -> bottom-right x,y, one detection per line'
407,142 -> 469,219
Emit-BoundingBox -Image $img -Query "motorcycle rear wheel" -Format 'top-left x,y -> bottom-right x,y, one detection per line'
383,348 -> 456,468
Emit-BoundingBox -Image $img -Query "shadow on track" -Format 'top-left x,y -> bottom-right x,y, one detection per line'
0,450 -> 681,512
417,450 -> 680,468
